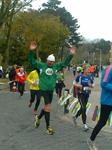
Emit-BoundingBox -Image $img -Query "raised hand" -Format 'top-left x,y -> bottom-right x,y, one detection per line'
30,41 -> 37,50
70,47 -> 76,55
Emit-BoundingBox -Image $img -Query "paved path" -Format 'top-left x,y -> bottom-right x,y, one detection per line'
0,70 -> 112,150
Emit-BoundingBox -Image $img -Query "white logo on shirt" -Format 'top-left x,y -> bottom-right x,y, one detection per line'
45,68 -> 53,75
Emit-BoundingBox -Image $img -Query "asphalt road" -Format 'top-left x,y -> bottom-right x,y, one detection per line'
0,70 -> 112,150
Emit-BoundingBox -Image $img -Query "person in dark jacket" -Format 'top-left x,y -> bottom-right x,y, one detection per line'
0,66 -> 3,78
9,64 -> 17,91
55,70 -> 65,98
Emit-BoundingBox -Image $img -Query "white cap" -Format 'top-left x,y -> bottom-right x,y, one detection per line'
47,54 -> 55,62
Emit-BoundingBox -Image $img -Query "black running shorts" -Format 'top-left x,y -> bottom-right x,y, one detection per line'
41,90 -> 53,105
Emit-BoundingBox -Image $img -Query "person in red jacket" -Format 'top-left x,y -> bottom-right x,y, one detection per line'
16,67 -> 26,96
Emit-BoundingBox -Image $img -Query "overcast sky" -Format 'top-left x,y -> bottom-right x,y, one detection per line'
32,0 -> 112,41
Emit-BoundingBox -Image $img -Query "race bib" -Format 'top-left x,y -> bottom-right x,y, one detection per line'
45,68 -> 54,75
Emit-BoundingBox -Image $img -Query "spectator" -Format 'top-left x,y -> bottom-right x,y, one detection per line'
9,64 -> 17,91
0,66 -> 3,78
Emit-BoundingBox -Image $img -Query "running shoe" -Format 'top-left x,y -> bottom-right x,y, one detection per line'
83,124 -> 89,131
87,138 -> 98,150
46,127 -> 54,135
34,115 -> 40,128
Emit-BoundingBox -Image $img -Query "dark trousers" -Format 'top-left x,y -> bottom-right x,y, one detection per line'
55,85 -> 63,98
9,81 -> 14,91
30,90 -> 40,111
18,82 -> 25,96
90,104 -> 112,141
55,81 -> 65,98
76,93 -> 89,124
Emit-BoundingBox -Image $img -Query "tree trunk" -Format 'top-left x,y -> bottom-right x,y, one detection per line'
4,15 -> 13,68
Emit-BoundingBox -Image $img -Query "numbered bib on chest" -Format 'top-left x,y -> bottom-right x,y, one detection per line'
45,68 -> 54,75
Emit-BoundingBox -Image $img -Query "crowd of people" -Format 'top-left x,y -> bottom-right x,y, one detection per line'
72,64 -> 100,78
0,41 -> 111,150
